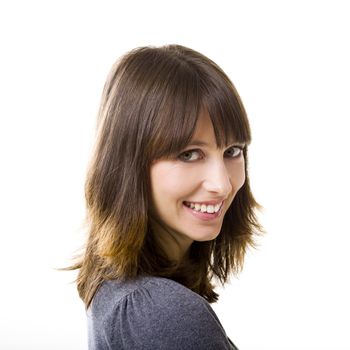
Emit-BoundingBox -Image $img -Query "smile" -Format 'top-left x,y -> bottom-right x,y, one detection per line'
183,201 -> 223,214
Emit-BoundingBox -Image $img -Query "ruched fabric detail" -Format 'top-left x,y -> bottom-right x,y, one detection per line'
87,276 -> 238,350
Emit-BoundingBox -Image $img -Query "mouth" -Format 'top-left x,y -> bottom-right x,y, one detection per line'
183,201 -> 224,215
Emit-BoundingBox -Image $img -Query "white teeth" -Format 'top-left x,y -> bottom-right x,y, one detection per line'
207,205 -> 214,213
185,201 -> 222,214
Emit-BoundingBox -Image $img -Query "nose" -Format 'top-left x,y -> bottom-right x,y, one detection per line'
202,159 -> 232,196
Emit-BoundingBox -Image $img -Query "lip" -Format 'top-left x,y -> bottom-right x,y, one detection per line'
182,202 -> 224,221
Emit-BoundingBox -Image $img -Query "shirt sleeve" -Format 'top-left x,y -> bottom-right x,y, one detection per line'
100,283 -> 236,350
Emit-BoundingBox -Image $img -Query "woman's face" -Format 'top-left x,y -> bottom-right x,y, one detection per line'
149,109 -> 246,258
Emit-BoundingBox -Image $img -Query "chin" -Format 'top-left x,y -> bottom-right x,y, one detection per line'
193,231 -> 221,242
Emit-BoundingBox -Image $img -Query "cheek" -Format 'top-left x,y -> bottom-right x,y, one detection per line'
150,162 -> 192,207
229,161 -> 246,190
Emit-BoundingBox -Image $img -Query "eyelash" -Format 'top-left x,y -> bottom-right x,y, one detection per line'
178,146 -> 244,162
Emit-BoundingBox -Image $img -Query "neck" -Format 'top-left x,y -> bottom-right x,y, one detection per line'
149,216 -> 193,263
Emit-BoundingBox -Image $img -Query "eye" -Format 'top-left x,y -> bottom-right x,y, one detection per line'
178,149 -> 203,162
224,146 -> 244,158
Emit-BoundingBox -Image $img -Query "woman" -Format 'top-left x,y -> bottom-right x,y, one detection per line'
70,44 -> 264,349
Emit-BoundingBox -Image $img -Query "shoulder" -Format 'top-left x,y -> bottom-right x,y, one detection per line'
88,276 -> 233,349
90,275 -> 212,319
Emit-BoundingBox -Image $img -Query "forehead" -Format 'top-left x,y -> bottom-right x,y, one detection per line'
189,109 -> 241,148
191,109 -> 214,140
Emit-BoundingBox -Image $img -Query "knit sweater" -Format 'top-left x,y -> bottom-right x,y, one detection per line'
87,275 -> 238,349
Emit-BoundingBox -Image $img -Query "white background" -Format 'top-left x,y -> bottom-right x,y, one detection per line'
0,1 -> 349,349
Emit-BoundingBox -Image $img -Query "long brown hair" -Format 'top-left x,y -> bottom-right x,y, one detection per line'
68,44 -> 264,309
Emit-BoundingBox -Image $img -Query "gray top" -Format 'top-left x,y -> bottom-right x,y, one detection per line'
87,276 -> 238,350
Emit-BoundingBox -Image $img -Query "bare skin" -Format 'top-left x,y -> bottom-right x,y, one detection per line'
149,109 -> 246,262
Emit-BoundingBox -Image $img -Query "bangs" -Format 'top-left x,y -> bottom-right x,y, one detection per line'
146,62 -> 202,160
202,76 -> 252,149
147,61 -> 252,160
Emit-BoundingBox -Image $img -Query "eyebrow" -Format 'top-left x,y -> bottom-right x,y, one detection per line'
187,139 -> 246,147
187,140 -> 209,147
